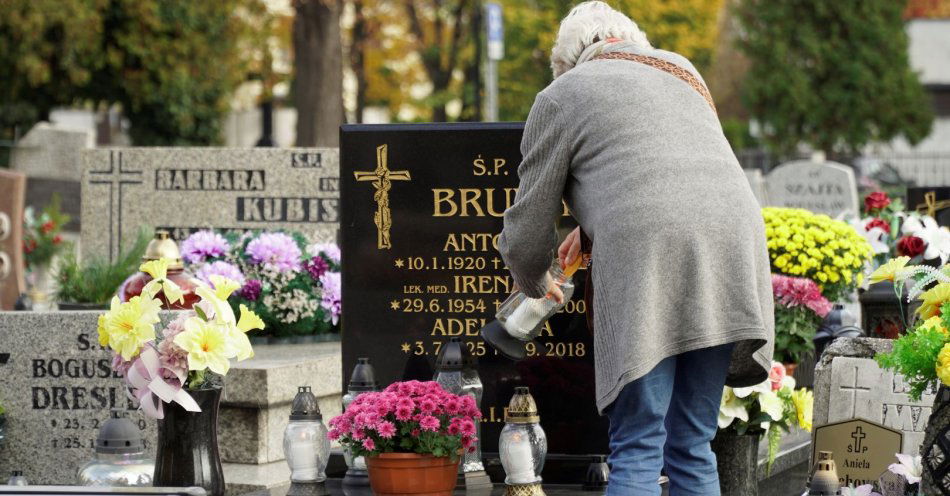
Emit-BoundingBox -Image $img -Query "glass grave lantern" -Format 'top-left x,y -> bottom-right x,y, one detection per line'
120,230 -> 199,309
284,386 -> 331,496
859,281 -> 910,339
77,410 -> 154,486
342,357 -> 379,487
434,337 -> 492,490
499,387 -> 547,496
482,258 -> 580,360
814,304 -> 865,359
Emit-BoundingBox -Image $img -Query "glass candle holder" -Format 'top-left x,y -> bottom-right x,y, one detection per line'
497,261 -> 575,342
499,387 -> 547,485
283,386 -> 330,483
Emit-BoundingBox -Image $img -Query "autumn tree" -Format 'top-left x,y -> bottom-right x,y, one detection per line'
294,0 -> 344,146
0,0 -> 267,145
736,0 -> 933,155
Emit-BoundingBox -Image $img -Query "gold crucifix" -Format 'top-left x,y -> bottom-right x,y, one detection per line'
354,145 -> 411,249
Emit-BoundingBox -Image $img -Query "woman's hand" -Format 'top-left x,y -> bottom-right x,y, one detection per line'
558,227 -> 582,269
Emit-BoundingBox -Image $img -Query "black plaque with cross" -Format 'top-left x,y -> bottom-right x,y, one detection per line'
340,123 -> 608,482
86,151 -> 144,260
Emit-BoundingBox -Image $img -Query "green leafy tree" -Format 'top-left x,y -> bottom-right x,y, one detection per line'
0,0 -> 267,146
736,0 -> 933,155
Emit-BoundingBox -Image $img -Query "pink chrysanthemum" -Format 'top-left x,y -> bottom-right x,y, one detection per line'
181,230 -> 230,264
419,415 -> 440,432
771,274 -> 833,317
459,419 -> 476,437
196,261 -> 245,288
245,232 -> 302,272
328,429 -> 341,441
395,406 -> 413,421
376,420 -> 396,439
362,438 -> 376,451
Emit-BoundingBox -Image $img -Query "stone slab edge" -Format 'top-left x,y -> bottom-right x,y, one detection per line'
814,337 -> 894,428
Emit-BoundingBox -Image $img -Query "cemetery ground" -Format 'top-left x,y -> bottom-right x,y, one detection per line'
1,122 -> 947,495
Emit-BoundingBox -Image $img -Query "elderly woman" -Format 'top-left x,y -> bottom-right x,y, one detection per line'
497,2 -> 774,495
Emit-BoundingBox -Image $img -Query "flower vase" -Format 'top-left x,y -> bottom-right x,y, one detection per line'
27,263 -> 55,311
366,453 -> 459,495
922,386 -> 950,495
711,430 -> 759,496
153,387 -> 224,496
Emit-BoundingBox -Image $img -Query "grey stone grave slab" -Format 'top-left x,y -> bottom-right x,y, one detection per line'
766,158 -> 859,218
11,123 -> 93,232
815,337 -> 937,456
81,148 -> 339,262
0,171 -> 26,310
0,310 -> 157,483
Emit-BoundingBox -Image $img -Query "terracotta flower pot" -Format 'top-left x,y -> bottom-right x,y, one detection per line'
366,453 -> 459,495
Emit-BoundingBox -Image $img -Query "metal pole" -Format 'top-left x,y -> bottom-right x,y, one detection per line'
487,59 -> 498,122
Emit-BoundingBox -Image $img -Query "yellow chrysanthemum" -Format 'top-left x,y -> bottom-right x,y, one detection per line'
937,343 -> 950,387
791,389 -> 813,432
918,283 -> 950,320
922,316 -> 949,334
97,296 -> 162,360
174,317 -> 232,375
869,257 -> 912,284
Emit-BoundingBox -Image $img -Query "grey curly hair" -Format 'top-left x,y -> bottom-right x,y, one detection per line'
550,1 -> 652,78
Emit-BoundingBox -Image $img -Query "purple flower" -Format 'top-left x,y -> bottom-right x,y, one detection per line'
237,279 -> 262,301
245,233 -> 301,272
196,261 -> 245,288
320,271 -> 341,325
181,230 -> 230,264
305,256 -> 329,281
308,242 -> 340,264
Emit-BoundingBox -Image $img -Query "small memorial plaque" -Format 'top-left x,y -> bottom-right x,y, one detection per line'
340,123 -> 608,464
766,159 -> 859,217
0,311 -> 156,483
81,148 -> 340,261
812,418 -> 903,488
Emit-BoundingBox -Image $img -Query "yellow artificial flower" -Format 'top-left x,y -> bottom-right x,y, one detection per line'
937,343 -> 950,387
791,389 -> 814,432
918,283 -> 950,320
97,296 -> 162,360
922,316 -> 949,334
174,317 -> 232,375
140,258 -> 185,305
237,304 -> 265,333
209,275 -> 241,301
195,282 -> 236,324
869,257 -> 912,284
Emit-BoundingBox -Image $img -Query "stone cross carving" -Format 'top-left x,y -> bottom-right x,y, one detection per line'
85,150 -> 143,260
353,145 -> 411,249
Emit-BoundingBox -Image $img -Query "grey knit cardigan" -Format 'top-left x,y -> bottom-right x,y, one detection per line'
498,44 -> 774,414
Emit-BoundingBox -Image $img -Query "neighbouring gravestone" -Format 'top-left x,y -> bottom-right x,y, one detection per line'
0,311 -> 156,483
907,187 -> 950,227
81,148 -> 340,262
0,171 -> 26,310
814,338 -> 936,457
744,168 -> 769,205
812,418 -> 903,488
766,157 -> 859,218
340,123 -> 607,482
11,123 -> 93,232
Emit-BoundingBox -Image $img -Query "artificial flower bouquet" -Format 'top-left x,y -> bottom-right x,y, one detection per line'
872,256 -> 950,400
180,229 -> 341,339
718,363 -> 813,471
763,207 -> 874,302
772,274 -> 833,364
851,191 -> 950,269
328,380 -> 481,460
98,258 -> 264,418
22,194 -> 70,270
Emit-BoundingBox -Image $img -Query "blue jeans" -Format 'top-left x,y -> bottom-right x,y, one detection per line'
605,343 -> 735,496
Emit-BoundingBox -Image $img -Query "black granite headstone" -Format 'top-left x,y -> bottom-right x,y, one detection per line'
907,187 -> 950,227
340,123 -> 608,476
